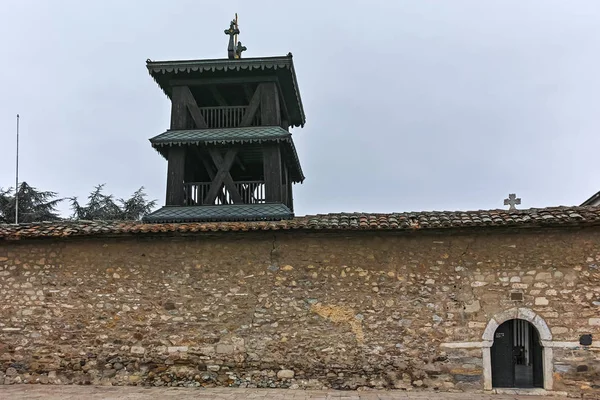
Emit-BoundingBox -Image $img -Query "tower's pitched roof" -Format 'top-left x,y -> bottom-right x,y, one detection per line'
581,190 -> 600,207
149,126 -> 304,183
146,54 -> 306,127
143,204 -> 293,223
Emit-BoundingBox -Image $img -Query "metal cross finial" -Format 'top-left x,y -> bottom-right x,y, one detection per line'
504,193 -> 521,210
235,41 -> 247,58
224,14 -> 246,59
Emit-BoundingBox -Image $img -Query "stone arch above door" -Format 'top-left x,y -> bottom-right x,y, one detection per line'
481,307 -> 553,391
482,307 -> 552,342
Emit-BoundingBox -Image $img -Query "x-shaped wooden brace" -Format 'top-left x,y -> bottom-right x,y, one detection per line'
204,148 -> 243,205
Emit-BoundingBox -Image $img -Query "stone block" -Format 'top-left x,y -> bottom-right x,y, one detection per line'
277,369 -> 295,379
470,281 -> 487,287
167,346 -> 188,353
551,327 -> 568,335
533,315 -> 552,340
464,300 -> 481,313
494,308 -> 519,324
454,374 -> 481,382
216,344 -> 234,354
535,297 -> 549,305
482,318 -> 498,340
468,321 -> 486,329
517,307 -> 536,322
535,272 -> 552,281
589,318 -> 600,326
130,346 -> 145,354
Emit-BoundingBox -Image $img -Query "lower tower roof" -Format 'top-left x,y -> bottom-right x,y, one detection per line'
142,203 -> 293,223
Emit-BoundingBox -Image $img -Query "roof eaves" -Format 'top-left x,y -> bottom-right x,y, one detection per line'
146,54 -> 305,127
5,207 -> 599,241
581,191 -> 600,206
147,128 -> 304,183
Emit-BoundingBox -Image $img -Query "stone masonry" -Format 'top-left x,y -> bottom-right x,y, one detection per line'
0,386 -> 576,399
0,226 -> 599,395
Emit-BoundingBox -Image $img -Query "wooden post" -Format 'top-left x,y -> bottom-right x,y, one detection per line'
281,163 -> 288,206
166,146 -> 186,206
260,82 -> 281,126
170,85 -> 208,129
263,145 -> 282,203
170,87 -> 189,130
286,169 -> 294,212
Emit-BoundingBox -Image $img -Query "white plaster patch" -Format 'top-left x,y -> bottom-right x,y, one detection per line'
440,341 -> 485,349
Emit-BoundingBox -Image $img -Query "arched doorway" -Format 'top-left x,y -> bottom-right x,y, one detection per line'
491,319 -> 543,388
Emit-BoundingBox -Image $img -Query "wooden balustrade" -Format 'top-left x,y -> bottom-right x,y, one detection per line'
184,181 -> 265,205
199,106 -> 261,129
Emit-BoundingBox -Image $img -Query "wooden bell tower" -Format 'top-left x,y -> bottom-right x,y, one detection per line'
143,16 -> 305,223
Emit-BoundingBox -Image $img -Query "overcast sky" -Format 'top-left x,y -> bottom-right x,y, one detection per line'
1,0 -> 599,217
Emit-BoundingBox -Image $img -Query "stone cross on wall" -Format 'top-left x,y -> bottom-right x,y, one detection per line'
504,193 -> 521,210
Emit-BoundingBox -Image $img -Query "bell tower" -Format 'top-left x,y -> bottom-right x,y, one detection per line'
143,16 -> 305,223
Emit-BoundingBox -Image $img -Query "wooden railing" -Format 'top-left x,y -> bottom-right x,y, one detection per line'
199,106 -> 261,129
184,181 -> 265,205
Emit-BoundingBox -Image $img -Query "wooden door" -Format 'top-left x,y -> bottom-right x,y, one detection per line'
531,327 -> 544,388
491,320 -> 514,388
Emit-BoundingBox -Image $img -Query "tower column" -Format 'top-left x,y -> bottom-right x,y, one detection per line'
260,82 -> 281,126
166,146 -> 186,206
263,144 -> 282,203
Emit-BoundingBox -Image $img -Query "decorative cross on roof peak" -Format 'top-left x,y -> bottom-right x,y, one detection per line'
504,193 -> 521,211
224,14 -> 247,59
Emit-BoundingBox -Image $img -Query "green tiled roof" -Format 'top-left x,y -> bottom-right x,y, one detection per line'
150,127 -> 304,183
142,204 -> 293,223
146,55 -> 306,128
149,126 -> 290,145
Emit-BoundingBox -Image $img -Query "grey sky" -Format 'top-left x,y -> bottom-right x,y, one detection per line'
1,0 -> 599,217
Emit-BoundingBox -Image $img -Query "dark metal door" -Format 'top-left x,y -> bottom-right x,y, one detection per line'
491,320 -> 514,388
531,327 -> 544,388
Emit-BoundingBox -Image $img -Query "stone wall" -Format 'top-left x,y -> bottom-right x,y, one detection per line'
0,228 -> 599,394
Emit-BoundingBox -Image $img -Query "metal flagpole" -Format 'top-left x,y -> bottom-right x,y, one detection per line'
15,114 -> 19,225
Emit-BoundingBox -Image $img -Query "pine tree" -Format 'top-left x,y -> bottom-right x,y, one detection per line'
0,182 -> 62,224
70,184 -> 156,221
117,187 -> 157,221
